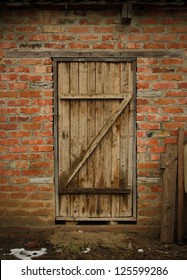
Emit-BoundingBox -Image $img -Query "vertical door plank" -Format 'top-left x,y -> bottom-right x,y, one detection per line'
127,63 -> 133,192
95,62 -> 104,217
58,63 -> 70,186
111,63 -> 120,188
70,62 -> 80,188
59,194 -> 71,217
69,62 -> 80,217
103,63 -> 112,188
121,62 -> 129,95
87,62 -> 96,188
111,63 -> 120,217
78,62 -> 88,188
120,62 -> 129,188
100,63 -> 112,217
78,62 -> 88,217
95,62 -> 104,187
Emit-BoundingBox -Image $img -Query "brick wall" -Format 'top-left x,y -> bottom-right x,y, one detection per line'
0,7 -> 187,230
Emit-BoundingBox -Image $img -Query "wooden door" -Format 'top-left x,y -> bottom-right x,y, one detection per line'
55,59 -> 136,223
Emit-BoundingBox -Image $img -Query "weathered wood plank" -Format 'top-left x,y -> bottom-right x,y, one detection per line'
70,62 -> 80,188
95,62 -> 104,188
127,62 -> 134,192
59,194 -> 71,217
111,63 -> 120,188
56,216 -> 136,222
177,127 -> 184,244
59,94 -> 129,99
63,95 -> 132,188
58,63 -> 70,186
58,187 -> 130,195
78,62 -> 88,188
103,63 -> 112,188
8,50 -> 182,59
160,144 -> 178,243
87,62 -> 96,188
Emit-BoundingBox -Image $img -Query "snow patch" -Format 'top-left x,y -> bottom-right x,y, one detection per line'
9,248 -> 47,260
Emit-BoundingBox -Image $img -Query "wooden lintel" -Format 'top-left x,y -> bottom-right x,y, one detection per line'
7,50 -> 183,59
121,3 -> 132,24
59,187 -> 131,194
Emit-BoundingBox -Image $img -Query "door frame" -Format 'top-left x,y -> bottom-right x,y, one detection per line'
53,54 -> 137,222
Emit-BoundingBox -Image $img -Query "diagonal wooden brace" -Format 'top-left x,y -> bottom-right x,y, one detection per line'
62,95 -> 132,189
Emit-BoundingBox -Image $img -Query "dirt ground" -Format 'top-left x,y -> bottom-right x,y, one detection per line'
0,226 -> 187,260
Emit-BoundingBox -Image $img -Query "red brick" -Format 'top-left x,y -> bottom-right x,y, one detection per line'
79,35 -> 98,41
153,35 -> 177,42
167,43 -> 187,49
154,98 -> 176,105
22,170 -> 45,176
20,90 -> 41,98
178,98 -> 187,105
139,18 -> 158,24
163,123 -> 185,129
144,43 -> 166,49
10,131 -> 31,138
138,74 -> 158,81
21,123 -> 41,130
10,146 -> 28,153
143,26 -> 165,33
137,106 -> 158,113
93,43 -> 114,49
16,26 -> 37,32
94,26 -> 114,33
44,43 -> 66,49
137,82 -> 150,89
0,124 -> 18,130
169,26 -> 187,33
0,169 -> 20,176
153,82 -> 177,90
30,146 -> 53,152
67,26 -> 90,33
32,115 -> 53,122
68,43 -> 89,49
20,107 -> 40,114
20,74 -> 42,81
161,18 -> 182,24
0,73 -> 18,80
150,146 -> 165,153
138,123 -> 160,130
33,99 -> 53,106
31,161 -> 51,168
0,139 -> 18,146
21,139 -> 44,145
7,99 -> 30,106
166,90 -> 187,97
163,107 -> 184,113
0,42 -> 16,49
128,34 -> 150,42
9,82 -> 28,90
178,82 -> 187,89
162,58 -> 183,65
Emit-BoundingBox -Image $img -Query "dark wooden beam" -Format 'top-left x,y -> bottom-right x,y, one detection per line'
59,187 -> 131,194
121,3 -> 132,24
7,50 -> 183,59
